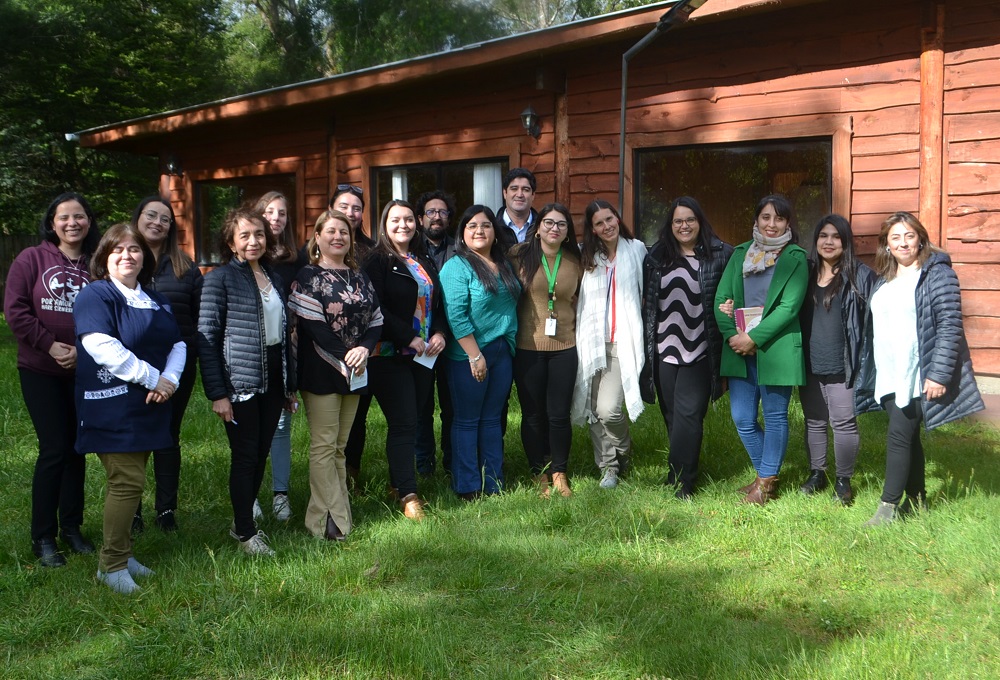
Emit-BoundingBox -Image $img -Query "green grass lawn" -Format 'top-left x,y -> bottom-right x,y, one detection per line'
1,319 -> 998,679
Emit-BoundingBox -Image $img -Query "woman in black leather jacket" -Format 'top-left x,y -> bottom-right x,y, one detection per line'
130,195 -> 203,532
198,208 -> 294,555
797,214 -> 875,505
641,196 -> 733,499
855,212 -> 984,526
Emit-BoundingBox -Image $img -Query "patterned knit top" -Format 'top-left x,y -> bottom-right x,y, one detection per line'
655,255 -> 707,365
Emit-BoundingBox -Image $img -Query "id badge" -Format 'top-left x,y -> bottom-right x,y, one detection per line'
544,317 -> 557,336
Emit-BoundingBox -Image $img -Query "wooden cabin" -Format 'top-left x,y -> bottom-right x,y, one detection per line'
75,0 -> 1000,377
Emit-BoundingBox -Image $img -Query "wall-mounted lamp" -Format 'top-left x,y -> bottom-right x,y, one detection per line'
165,156 -> 183,177
521,106 -> 541,140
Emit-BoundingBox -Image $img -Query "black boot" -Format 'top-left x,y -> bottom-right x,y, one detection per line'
32,538 -> 67,567
799,469 -> 828,494
833,477 -> 853,505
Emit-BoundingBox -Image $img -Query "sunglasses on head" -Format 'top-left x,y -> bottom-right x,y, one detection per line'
335,184 -> 363,197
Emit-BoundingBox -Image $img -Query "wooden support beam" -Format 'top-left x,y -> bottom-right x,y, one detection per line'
919,2 -> 946,244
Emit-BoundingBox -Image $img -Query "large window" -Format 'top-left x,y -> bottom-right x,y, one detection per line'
371,158 -> 509,228
194,174 -> 297,265
635,138 -> 832,247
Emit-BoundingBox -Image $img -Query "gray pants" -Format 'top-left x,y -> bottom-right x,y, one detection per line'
799,374 -> 860,478
589,342 -> 632,473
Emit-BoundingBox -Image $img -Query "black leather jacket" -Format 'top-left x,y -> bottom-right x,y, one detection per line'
641,236 -> 734,403
854,251 -> 984,429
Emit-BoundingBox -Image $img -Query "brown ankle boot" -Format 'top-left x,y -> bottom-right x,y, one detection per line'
533,473 -> 551,498
399,493 -> 426,520
738,476 -> 759,496
742,476 -> 778,505
551,472 -> 572,497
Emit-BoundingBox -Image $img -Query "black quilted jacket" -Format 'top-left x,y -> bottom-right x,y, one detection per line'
197,258 -> 291,401
855,251 -> 984,429
640,236 -> 734,403
148,254 -> 203,342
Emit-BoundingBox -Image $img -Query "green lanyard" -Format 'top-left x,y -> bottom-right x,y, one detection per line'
541,250 -> 562,316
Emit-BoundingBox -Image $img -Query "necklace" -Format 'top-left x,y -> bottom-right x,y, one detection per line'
331,267 -> 353,292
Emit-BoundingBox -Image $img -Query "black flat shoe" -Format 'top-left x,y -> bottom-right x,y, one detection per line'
800,469 -> 829,494
155,509 -> 178,532
324,514 -> 346,542
32,538 -> 67,567
60,528 -> 96,554
131,512 -> 145,535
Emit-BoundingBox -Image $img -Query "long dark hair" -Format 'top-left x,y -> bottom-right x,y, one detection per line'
754,194 -> 799,244
808,213 -> 866,310
454,205 -> 519,295
513,202 -> 581,287
373,199 -> 425,261
657,196 -> 720,264
254,191 -> 298,264
581,199 -> 634,271
130,195 -> 193,279
40,192 -> 101,254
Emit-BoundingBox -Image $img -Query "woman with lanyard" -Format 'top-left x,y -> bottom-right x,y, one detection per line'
571,199 -> 647,490
511,203 -> 583,497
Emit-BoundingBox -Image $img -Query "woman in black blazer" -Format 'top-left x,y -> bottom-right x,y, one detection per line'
362,200 -> 447,519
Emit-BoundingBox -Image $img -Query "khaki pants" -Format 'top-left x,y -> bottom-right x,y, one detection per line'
302,391 -> 359,538
98,452 -> 149,572
589,342 -> 632,473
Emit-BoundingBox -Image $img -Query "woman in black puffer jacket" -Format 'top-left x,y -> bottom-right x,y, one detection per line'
130,196 -> 203,532
198,208 -> 294,556
855,211 -> 984,526
641,196 -> 733,499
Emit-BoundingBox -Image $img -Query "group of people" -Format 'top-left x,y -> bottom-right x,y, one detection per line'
5,169 -> 985,594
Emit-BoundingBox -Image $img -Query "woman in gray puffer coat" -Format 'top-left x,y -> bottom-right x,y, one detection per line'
855,211 -> 984,526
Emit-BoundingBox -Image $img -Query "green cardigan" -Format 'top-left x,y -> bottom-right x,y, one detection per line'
713,241 -> 809,386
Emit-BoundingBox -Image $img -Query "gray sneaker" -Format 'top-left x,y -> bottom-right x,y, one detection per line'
239,530 -> 275,556
97,568 -> 141,595
864,501 -> 897,527
599,467 -> 619,489
252,499 -> 263,521
272,493 -> 292,521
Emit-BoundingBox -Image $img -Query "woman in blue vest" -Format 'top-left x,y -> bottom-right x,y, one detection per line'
74,223 -> 185,594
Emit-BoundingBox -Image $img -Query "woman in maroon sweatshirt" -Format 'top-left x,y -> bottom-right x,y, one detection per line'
4,192 -> 100,567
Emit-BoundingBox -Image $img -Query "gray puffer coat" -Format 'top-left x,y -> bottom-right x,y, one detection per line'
198,258 -> 291,401
855,250 -> 984,429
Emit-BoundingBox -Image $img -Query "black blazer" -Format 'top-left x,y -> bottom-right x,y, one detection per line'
362,249 -> 447,349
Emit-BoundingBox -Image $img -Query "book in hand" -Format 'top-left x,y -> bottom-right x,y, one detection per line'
735,306 -> 764,333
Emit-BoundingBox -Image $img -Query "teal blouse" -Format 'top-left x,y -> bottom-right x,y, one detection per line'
440,255 -> 520,361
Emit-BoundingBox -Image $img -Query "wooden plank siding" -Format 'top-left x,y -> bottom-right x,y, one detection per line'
75,0 -> 1000,376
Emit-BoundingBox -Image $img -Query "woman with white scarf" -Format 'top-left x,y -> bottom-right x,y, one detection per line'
714,195 -> 809,505
571,200 -> 647,489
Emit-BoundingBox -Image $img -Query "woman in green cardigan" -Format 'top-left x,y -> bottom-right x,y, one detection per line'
715,195 -> 809,504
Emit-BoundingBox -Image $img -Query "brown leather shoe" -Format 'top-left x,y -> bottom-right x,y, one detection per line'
742,476 -> 778,505
551,472 -> 572,498
737,477 -> 759,495
400,493 -> 426,520
325,514 -> 346,542
533,473 -> 551,498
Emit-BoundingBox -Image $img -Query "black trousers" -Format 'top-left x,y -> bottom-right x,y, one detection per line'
20,369 -> 87,542
656,358 -> 712,493
345,394 -> 372,473
149,346 -> 198,514
513,347 -> 578,475
368,356 -> 434,498
881,396 -> 925,505
226,345 -> 285,541
415,358 -> 453,474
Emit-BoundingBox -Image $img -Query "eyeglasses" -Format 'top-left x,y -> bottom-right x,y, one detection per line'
465,222 -> 494,233
672,217 -> 698,227
143,210 -> 171,227
424,208 -> 450,218
541,218 -> 568,231
335,184 -> 363,197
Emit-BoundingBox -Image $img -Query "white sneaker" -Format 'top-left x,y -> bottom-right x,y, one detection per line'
599,467 -> 619,489
97,568 -> 141,594
252,499 -> 263,521
272,493 -> 292,521
239,530 -> 275,556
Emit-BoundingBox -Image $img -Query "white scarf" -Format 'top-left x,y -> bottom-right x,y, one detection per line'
571,236 -> 646,425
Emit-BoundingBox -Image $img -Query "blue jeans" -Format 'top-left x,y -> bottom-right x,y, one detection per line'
447,339 -> 513,495
269,409 -> 292,494
728,357 -> 792,478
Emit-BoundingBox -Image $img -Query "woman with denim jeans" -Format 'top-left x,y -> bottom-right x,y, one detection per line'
714,195 -> 808,505
439,205 -> 521,500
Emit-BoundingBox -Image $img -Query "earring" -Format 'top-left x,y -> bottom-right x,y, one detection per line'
885,246 -> 891,253
535,232 -> 541,240
919,244 -> 924,250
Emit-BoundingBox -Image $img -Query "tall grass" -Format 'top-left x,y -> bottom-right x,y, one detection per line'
1,319 -> 998,679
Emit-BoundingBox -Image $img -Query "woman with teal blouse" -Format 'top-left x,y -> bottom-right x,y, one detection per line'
714,194 -> 809,504
440,205 -> 521,500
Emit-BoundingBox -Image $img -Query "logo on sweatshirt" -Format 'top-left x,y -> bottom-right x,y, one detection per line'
41,266 -> 88,312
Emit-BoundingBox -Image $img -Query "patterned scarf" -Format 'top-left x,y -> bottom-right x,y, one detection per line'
742,225 -> 792,276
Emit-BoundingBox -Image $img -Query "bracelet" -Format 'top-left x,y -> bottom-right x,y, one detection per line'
469,353 -> 483,364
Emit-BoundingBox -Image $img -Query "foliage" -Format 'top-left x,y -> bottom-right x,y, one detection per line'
1,319 -> 999,678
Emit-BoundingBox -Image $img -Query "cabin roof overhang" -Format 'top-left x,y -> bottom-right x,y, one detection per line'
73,0 -> 825,154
